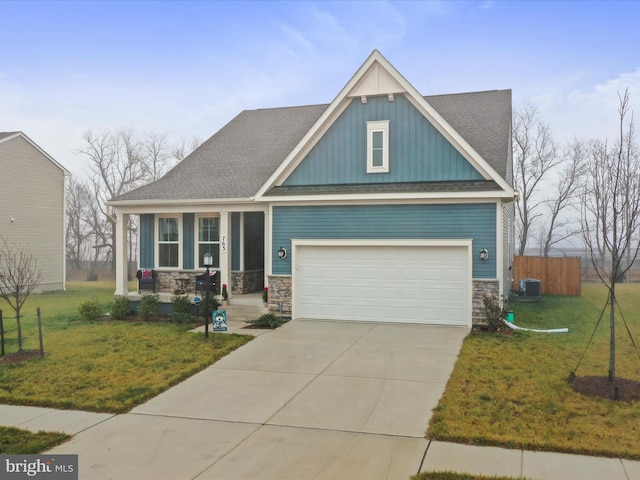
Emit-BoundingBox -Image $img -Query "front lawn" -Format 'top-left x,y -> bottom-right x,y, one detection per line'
0,282 -> 253,413
0,426 -> 69,454
412,473 -> 528,480
428,282 -> 640,459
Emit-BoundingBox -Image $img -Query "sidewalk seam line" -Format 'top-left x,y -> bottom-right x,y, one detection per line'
417,439 -> 431,475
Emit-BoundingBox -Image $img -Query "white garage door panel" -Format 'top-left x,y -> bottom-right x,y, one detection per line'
295,244 -> 470,326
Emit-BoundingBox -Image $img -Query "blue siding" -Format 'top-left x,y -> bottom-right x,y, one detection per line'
272,204 -> 496,277
232,212 -> 241,270
183,213 -> 195,270
283,95 -> 483,185
139,214 -> 154,268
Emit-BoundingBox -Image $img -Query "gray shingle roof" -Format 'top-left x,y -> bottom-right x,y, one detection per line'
426,90 -> 512,182
112,89 -> 511,203
112,105 -> 327,202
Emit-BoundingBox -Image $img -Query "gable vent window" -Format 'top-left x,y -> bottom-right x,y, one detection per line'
367,120 -> 389,173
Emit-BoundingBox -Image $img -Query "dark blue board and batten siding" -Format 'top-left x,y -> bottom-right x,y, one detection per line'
272,204 -> 496,278
283,95 -> 484,186
139,214 -> 155,269
139,213 -> 196,269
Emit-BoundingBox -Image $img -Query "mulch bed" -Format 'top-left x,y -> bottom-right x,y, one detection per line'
0,350 -> 44,365
569,375 -> 640,401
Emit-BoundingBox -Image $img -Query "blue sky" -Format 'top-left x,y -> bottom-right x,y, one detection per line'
2,0 -> 639,176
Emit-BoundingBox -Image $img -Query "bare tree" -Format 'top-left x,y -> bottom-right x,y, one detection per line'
172,135 -> 202,162
0,236 -> 43,351
143,132 -> 175,182
73,129 -> 202,269
538,139 -> 587,256
78,129 -> 149,269
581,88 -> 640,383
66,176 -> 94,269
513,106 -> 562,255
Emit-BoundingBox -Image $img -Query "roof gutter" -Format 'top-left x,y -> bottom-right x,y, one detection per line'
107,196 -> 257,208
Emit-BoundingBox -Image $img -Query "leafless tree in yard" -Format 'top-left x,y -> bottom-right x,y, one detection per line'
74,129 -> 201,269
538,139 -> 587,256
581,88 -> 640,383
513,106 -> 562,255
78,129 -> 152,269
66,176 -> 95,269
0,236 -> 43,351
172,135 -> 203,162
143,132 -> 175,182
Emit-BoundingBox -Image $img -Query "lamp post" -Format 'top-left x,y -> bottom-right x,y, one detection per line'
203,252 -> 213,338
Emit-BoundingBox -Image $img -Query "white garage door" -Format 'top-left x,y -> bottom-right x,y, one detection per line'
294,242 -> 470,326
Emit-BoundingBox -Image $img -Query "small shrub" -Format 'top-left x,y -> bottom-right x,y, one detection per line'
86,270 -> 98,281
246,313 -> 287,329
171,295 -> 195,323
171,295 -> 192,314
111,297 -> 131,320
201,295 -> 220,317
139,294 -> 160,321
171,312 -> 195,324
79,299 -> 102,321
483,294 -> 508,332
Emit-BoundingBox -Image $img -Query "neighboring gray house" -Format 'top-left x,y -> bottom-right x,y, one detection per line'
109,50 -> 516,326
0,132 -> 69,291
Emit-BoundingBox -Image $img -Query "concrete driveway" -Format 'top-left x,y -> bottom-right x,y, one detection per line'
49,320 -> 469,480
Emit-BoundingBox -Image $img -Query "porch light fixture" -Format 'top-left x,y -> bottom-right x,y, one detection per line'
203,252 -> 213,267
479,248 -> 489,261
278,247 -> 287,259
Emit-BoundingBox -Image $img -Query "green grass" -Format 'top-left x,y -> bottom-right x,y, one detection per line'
412,473 -> 529,480
428,282 -> 640,460
0,281 -> 253,413
0,426 -> 69,454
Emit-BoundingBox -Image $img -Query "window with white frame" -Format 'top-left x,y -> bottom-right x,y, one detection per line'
197,216 -> 220,268
157,216 -> 180,268
367,120 -> 390,173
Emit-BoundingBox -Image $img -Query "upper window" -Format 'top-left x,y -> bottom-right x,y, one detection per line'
367,120 -> 390,173
157,216 -> 180,268
197,216 -> 220,269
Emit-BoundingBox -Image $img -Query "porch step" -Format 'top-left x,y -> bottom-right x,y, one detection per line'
220,303 -> 268,322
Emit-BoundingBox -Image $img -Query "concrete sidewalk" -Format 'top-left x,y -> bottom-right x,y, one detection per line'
422,440 -> 640,479
2,319 -> 639,479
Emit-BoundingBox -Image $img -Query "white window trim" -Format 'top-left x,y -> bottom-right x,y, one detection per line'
195,214 -> 221,270
367,120 -> 390,173
155,214 -> 182,270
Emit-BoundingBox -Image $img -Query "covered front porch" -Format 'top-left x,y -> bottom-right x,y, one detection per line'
125,290 -> 268,325
112,204 -> 270,301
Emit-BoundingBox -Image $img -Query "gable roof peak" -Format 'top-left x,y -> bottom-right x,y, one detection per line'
0,131 -> 70,175
256,50 -> 514,197
341,50 -> 409,100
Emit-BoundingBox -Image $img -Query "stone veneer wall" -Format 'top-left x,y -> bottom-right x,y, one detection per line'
231,270 -> 264,295
154,271 -> 220,295
472,279 -> 500,326
154,270 -> 267,296
264,275 -> 498,326
266,275 -> 292,317
155,271 -> 196,293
